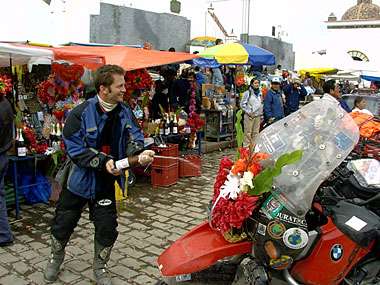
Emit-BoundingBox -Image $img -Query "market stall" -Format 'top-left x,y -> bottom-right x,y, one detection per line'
1,42 -> 206,206
192,42 -> 275,142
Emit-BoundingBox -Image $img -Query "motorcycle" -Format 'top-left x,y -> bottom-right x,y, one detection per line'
155,100 -> 380,285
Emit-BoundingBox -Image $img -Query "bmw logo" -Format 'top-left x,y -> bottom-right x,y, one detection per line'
330,244 -> 343,261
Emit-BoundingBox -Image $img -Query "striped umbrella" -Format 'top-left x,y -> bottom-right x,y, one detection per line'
195,42 -> 275,66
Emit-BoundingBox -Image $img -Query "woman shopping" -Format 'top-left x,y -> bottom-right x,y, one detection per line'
241,79 -> 263,147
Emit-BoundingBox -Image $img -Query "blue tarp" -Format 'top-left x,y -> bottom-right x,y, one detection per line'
361,74 -> 380,82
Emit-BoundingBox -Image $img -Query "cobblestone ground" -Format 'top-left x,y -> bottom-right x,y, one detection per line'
0,149 -> 235,285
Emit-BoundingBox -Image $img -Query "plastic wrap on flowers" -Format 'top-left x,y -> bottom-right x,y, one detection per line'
208,147 -> 303,243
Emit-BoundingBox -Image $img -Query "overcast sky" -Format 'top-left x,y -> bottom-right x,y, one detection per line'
0,0 -> 368,56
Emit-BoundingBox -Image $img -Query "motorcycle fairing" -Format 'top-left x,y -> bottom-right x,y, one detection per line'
291,217 -> 372,285
157,221 -> 253,276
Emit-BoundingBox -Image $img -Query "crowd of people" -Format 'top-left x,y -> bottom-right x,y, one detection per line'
240,73 -> 374,147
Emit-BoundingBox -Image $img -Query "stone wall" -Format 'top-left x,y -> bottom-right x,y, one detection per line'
242,35 -> 295,70
90,3 -> 191,52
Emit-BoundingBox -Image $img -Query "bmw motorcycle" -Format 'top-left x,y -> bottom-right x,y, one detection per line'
155,100 -> 380,285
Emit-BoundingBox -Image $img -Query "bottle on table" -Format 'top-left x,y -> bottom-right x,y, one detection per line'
16,129 -> 27,157
165,114 -> 171,136
172,114 -> 178,134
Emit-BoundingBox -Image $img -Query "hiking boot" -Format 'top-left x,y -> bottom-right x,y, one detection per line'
93,240 -> 113,285
44,235 -> 67,283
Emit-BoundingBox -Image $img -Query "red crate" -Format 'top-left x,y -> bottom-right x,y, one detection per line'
151,164 -> 178,187
151,144 -> 179,168
179,155 -> 202,177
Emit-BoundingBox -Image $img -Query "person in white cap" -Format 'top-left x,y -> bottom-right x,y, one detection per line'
263,77 -> 285,124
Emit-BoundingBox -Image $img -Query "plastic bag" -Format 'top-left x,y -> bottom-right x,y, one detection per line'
22,174 -> 51,204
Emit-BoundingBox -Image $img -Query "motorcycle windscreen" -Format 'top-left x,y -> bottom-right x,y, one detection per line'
157,221 -> 252,276
255,99 -> 360,217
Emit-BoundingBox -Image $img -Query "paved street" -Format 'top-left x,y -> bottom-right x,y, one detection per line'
1,150 -> 235,285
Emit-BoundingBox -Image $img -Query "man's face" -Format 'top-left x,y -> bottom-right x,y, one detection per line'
331,84 -> 341,99
271,82 -> 280,91
100,74 -> 126,104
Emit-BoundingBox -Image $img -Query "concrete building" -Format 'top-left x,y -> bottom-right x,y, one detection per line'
326,0 -> 380,68
90,3 -> 191,52
242,34 -> 295,70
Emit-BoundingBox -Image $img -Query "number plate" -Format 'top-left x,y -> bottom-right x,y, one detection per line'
175,274 -> 192,282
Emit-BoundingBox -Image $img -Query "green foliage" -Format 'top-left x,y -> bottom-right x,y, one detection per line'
158,104 -> 165,118
141,94 -> 149,107
248,150 -> 303,196
15,107 -> 23,127
47,150 -> 64,177
235,109 -> 244,159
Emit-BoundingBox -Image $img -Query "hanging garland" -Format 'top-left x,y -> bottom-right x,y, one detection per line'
187,83 -> 205,133
37,63 -> 84,107
125,69 -> 152,93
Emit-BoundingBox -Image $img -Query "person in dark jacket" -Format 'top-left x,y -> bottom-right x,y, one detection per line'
44,65 -> 154,285
0,94 -> 14,247
283,78 -> 307,115
171,69 -> 191,111
264,77 -> 285,124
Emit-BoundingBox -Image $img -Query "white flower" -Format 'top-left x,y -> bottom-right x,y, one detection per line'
220,172 -> 241,200
240,171 -> 254,189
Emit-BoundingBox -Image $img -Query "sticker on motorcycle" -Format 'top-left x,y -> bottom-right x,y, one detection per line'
345,216 -> 367,231
257,223 -> 267,236
335,132 -> 353,151
267,220 -> 286,239
282,228 -> 309,250
330,244 -> 343,261
260,196 -> 284,220
269,255 -> 293,270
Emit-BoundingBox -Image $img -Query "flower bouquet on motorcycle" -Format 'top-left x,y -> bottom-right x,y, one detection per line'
155,100 -> 380,285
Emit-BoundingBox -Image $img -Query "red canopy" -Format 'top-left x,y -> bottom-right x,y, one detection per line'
51,46 -> 198,71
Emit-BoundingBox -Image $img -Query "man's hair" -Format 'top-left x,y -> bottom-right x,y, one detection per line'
354,96 -> 364,107
94,65 -> 125,93
215,38 -> 223,45
168,47 -> 176,52
323,79 -> 336,94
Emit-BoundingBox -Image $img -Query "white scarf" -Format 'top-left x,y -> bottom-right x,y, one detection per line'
97,95 -> 117,112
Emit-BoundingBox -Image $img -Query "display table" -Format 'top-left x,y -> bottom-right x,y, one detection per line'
8,154 -> 49,219
202,109 -> 235,142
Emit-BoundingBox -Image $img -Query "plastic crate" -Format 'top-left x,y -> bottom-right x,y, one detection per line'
151,144 -> 179,168
151,164 -> 178,187
179,155 -> 202,178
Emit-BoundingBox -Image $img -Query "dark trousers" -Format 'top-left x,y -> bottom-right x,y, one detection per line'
51,186 -> 118,247
0,153 -> 13,243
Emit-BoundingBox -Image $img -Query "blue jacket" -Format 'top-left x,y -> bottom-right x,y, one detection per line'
283,84 -> 307,113
63,96 -> 144,199
263,89 -> 285,121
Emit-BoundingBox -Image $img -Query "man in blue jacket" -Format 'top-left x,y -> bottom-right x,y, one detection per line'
44,65 -> 154,285
264,77 -> 285,124
283,78 -> 307,115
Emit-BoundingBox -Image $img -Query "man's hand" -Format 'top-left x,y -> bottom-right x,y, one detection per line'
268,117 -> 275,124
138,150 -> 155,166
106,159 -> 122,176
